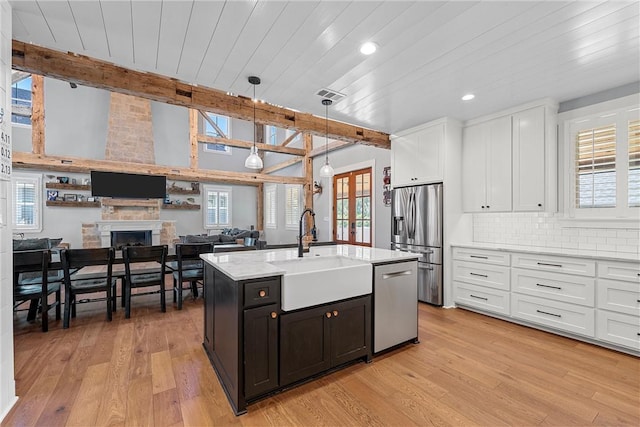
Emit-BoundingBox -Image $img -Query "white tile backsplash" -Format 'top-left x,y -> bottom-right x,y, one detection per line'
473,212 -> 640,254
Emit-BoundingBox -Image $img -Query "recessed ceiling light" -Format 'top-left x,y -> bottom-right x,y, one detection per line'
360,42 -> 378,55
462,93 -> 475,101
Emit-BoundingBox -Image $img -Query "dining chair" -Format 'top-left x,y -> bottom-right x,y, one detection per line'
122,245 -> 168,318
61,247 -> 117,328
13,249 -> 61,332
171,242 -> 214,310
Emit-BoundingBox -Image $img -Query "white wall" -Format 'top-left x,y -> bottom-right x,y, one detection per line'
0,0 -> 18,420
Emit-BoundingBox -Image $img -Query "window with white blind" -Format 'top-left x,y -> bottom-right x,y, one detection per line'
285,185 -> 302,230
12,173 -> 42,231
203,185 -> 231,229
629,119 -> 640,207
264,184 -> 277,229
203,113 -> 232,154
568,104 -> 639,218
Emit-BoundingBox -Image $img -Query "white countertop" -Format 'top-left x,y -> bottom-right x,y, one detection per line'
451,242 -> 639,263
201,244 -> 420,281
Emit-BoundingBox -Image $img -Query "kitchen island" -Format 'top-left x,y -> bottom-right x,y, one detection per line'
201,244 -> 419,415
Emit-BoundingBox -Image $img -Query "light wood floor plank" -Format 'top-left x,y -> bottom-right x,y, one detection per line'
4,295 -> 639,426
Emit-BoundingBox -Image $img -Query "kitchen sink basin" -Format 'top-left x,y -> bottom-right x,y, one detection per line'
270,256 -> 372,311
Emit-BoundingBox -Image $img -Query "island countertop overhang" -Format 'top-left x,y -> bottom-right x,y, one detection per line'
200,244 -> 420,281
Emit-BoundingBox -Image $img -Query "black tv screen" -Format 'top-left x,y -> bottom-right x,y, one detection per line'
91,171 -> 166,199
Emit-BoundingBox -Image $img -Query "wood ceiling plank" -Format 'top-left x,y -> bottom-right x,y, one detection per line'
66,1 -> 110,56
35,1 -> 84,53
131,1 -> 162,72
99,1 -> 134,65
12,8 -> 55,44
11,40 -> 389,147
155,0 -> 193,76
12,152 -> 306,186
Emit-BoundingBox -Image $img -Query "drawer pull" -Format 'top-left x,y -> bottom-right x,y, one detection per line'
470,255 -> 488,259
469,272 -> 488,278
333,310 -> 339,317
536,283 -> 562,290
259,290 -> 266,298
271,312 -> 277,319
536,309 -> 562,318
326,312 -> 332,318
537,262 -> 563,268
382,270 -> 412,279
470,294 -> 488,301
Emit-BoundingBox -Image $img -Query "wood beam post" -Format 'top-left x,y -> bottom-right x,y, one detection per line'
31,74 -> 44,155
189,109 -> 199,169
262,157 -> 302,174
196,134 -> 305,156
281,131 -> 300,147
12,40 -> 390,148
303,133 -> 314,234
256,183 -> 264,232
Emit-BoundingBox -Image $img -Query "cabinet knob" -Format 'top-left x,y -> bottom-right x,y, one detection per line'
270,312 -> 277,319
333,310 -> 339,317
486,205 -> 490,209
259,290 -> 266,297
538,203 -> 542,207
325,312 -> 332,318
481,206 -> 485,209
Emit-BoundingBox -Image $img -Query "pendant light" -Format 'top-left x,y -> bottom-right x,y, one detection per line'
244,76 -> 263,170
319,99 -> 334,178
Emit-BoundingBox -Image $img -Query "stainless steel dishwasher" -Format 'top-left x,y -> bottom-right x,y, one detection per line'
373,260 -> 418,353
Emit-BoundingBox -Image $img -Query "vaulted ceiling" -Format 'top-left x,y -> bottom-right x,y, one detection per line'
9,1 -> 640,134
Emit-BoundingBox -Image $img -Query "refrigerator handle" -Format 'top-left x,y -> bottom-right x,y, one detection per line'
409,192 -> 417,239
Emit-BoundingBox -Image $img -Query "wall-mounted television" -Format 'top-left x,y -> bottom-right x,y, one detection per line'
91,171 -> 166,199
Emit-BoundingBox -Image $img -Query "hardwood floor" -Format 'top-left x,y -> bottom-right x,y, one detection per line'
4,292 -> 639,426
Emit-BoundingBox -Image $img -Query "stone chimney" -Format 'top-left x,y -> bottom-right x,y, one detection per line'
105,93 -> 155,163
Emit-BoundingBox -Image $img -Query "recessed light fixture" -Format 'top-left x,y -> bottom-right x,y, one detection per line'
360,42 -> 377,55
462,93 -> 475,101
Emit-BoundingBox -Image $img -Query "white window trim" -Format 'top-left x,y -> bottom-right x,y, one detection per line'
12,172 -> 42,232
285,184 -> 302,231
202,184 -> 232,229
561,95 -> 639,222
264,184 -> 277,229
203,113 -> 232,155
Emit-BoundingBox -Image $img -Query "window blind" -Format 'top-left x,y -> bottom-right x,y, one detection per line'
265,185 -> 277,228
285,185 -> 301,229
575,123 -> 616,208
205,188 -> 230,226
14,179 -> 36,227
629,119 -> 640,207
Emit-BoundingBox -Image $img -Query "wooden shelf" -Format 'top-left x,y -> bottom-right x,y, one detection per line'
46,200 -> 101,208
45,183 -> 91,191
161,204 -> 200,210
167,187 -> 200,195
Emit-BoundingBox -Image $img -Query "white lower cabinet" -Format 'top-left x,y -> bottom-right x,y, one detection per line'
511,293 -> 595,337
452,245 -> 639,354
596,311 -> 640,351
455,282 -> 510,315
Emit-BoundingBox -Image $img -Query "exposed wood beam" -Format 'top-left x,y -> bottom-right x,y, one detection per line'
280,131 -> 300,147
198,110 -> 227,139
303,133 -> 314,236
12,152 -> 306,186
308,140 -> 353,158
12,40 -> 390,148
197,134 -> 305,156
31,75 -> 44,155
189,109 -> 199,169
262,157 -> 302,174
256,183 -> 264,231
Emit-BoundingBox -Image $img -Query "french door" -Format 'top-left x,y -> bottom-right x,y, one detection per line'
333,167 -> 372,246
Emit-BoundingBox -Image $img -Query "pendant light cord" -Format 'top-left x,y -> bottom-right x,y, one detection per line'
253,84 -> 256,149
325,101 -> 329,164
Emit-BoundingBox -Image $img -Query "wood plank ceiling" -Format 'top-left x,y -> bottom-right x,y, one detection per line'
9,1 -> 640,134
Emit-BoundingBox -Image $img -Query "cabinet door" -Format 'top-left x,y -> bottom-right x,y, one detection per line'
280,305 -> 331,386
244,305 -> 279,399
414,124 -> 445,184
462,123 -> 487,212
330,296 -> 372,366
203,265 -> 214,357
391,135 -> 417,187
486,115 -> 512,212
513,107 -> 545,211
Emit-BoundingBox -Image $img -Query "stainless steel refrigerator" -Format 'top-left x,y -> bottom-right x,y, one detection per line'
391,183 -> 443,305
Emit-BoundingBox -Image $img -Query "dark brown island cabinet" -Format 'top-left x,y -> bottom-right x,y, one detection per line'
203,264 -> 372,415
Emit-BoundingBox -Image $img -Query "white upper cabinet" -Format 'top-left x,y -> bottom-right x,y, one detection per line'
391,122 -> 445,187
512,107 -> 545,211
462,116 -> 512,212
462,100 -> 558,213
